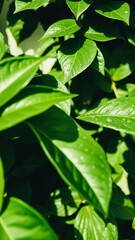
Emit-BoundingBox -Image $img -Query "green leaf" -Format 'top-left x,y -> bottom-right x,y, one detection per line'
58,38 -> 97,82
28,106 -> 112,215
132,217 -> 135,230
0,85 -> 75,131
46,187 -> 82,217
0,197 -> 58,240
15,0 -> 49,13
93,71 -> 112,93
94,1 -> 130,25
109,43 -> 135,81
77,97 -> 135,135
0,33 -> 7,60
0,56 -> 44,108
74,206 -> 118,240
66,0 -> 93,20
91,47 -> 105,75
41,19 -> 80,40
111,187 -> 135,220
84,16 -> 121,42
0,158 -> 4,213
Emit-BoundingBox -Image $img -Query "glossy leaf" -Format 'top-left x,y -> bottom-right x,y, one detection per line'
0,197 -> 58,240
46,187 -> 82,217
0,85 -> 75,131
15,0 -> 49,13
111,187 -> 135,220
0,33 -> 7,60
66,0 -> 93,20
94,1 -> 130,25
58,38 -> 97,82
0,158 -> 4,213
91,47 -> 105,75
109,43 -> 135,81
41,19 -> 80,40
77,97 -> 135,135
0,56 -> 44,107
74,205 -> 118,240
28,106 -> 112,215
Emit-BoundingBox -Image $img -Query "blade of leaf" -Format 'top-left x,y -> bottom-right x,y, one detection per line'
66,0 -> 93,20
28,106 -> 112,215
0,158 -> 4,213
58,38 -> 97,82
15,0 -> 50,13
41,19 -> 80,40
0,85 -> 76,131
0,56 -> 45,107
74,206 -> 118,240
0,33 -> 8,60
77,97 -> 135,135
94,1 -> 130,25
0,197 -> 58,240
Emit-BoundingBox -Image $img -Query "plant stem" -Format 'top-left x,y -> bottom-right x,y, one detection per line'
112,81 -> 119,98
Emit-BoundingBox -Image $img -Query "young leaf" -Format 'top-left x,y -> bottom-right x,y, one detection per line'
28,106 -> 112,215
58,38 -> 97,82
66,0 -> 93,20
91,47 -> 105,75
41,19 -> 80,40
0,85 -> 75,131
109,43 -> 135,81
77,97 -> 135,135
0,56 -> 44,107
15,0 -> 49,13
74,206 -> 118,240
94,1 -> 130,25
0,158 -> 4,213
0,197 -> 58,240
111,187 -> 135,220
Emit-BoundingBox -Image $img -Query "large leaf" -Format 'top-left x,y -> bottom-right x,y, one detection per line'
0,197 -> 58,240
111,187 -> 135,220
66,0 -> 93,20
0,85 -> 75,131
28,106 -> 112,215
109,43 -> 135,81
77,97 -> 135,135
15,0 -> 49,13
0,159 -> 4,213
0,33 -> 7,60
0,56 -> 44,107
41,19 -> 80,40
94,1 -> 130,25
74,205 -> 118,240
58,38 -> 97,82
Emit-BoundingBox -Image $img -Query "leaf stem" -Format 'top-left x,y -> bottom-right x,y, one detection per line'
112,81 -> 119,98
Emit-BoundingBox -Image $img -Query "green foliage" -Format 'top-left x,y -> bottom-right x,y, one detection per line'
0,0 -> 135,239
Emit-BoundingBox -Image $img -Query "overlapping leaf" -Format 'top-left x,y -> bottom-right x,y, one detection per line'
28,106 -> 112,215
74,206 -> 118,240
78,97 -> 135,135
0,197 -> 58,239
58,38 -> 97,82
94,1 -> 130,25
0,85 -> 75,131
15,0 -> 49,13
0,33 -> 7,60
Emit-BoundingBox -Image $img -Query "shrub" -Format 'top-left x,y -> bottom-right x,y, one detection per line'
0,0 -> 135,239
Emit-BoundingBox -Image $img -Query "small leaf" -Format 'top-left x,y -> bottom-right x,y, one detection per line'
0,85 -> 75,131
94,1 -> 130,25
0,56 -> 44,107
91,47 -> 105,75
77,97 -> 135,135
0,197 -> 58,239
15,0 -> 49,13
109,43 -> 135,81
28,106 -> 112,215
58,38 -> 97,82
66,0 -> 93,20
46,187 -> 82,217
111,187 -> 135,220
41,19 -> 80,40
74,206 -> 118,240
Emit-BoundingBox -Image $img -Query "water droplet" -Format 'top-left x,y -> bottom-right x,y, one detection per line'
127,120 -> 130,123
106,118 -> 112,123
80,156 -> 84,160
83,136 -> 86,140
85,148 -> 88,152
